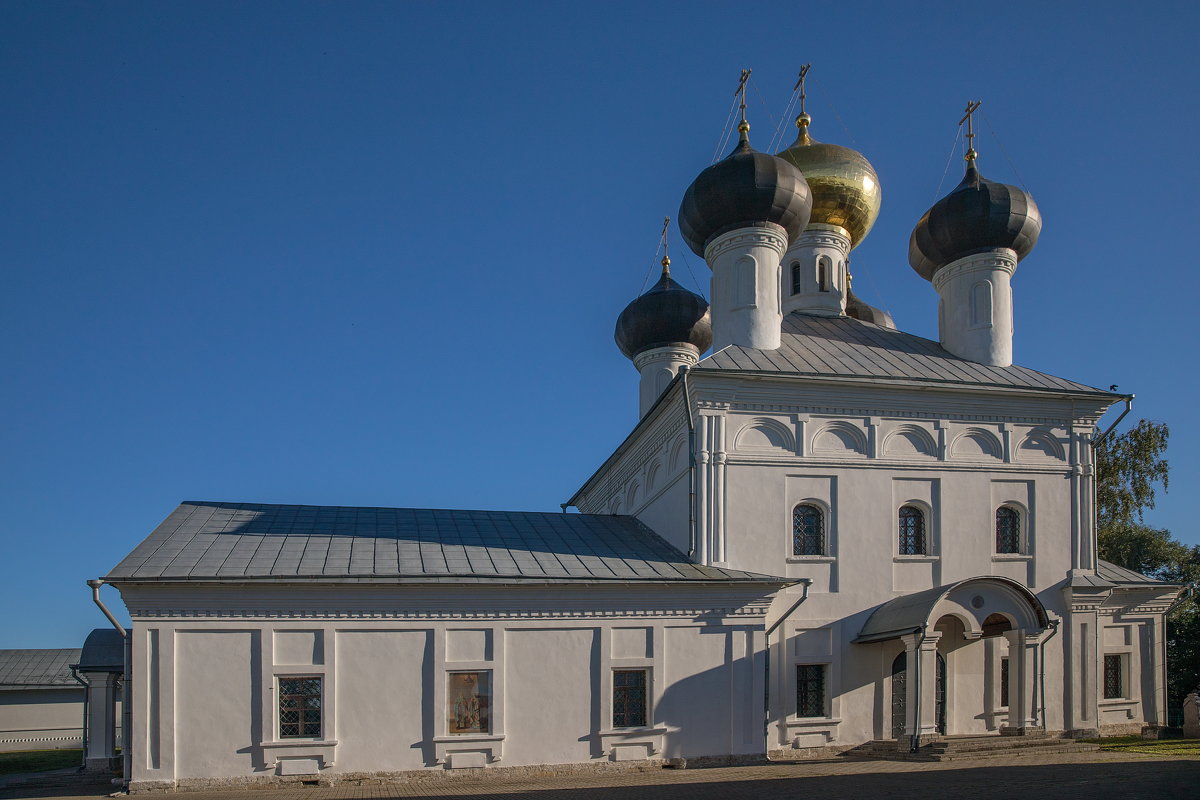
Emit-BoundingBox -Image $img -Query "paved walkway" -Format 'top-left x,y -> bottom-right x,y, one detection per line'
2,751 -> 1197,800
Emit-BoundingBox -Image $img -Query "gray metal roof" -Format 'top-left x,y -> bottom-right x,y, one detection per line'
0,649 -> 81,689
1096,559 -> 1176,586
77,629 -> 124,673
696,313 -> 1113,396
106,502 -> 790,585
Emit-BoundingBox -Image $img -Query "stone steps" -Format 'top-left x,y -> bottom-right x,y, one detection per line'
847,736 -> 1100,762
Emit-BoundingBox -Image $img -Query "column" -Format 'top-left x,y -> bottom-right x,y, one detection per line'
917,632 -> 943,741
1002,630 -> 1039,733
82,671 -> 120,771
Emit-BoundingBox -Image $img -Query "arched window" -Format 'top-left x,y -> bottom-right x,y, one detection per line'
817,257 -> 830,292
996,506 -> 1021,553
898,505 -> 926,555
792,504 -> 824,556
791,262 -> 803,295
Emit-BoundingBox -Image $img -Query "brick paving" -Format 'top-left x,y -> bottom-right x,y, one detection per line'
3,751 -> 1197,800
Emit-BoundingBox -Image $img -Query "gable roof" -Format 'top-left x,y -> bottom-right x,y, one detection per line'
696,313 -> 1115,396
106,502 -> 789,585
0,649 -> 81,689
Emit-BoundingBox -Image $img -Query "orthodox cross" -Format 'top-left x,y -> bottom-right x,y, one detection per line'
960,100 -> 981,162
659,216 -> 671,276
794,64 -> 811,114
735,68 -> 752,124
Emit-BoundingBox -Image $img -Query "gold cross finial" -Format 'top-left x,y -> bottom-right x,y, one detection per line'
960,100 -> 981,163
735,68 -> 752,137
660,217 -> 671,277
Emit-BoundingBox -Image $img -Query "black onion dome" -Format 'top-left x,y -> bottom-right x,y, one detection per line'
909,161 -> 1041,281
679,129 -> 813,258
615,266 -> 712,360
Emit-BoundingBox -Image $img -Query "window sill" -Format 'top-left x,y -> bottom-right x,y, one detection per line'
893,555 -> 938,563
992,554 -> 1032,562
787,556 -> 835,564
259,739 -> 338,750
1098,697 -> 1139,707
784,717 -> 842,728
432,733 -> 505,743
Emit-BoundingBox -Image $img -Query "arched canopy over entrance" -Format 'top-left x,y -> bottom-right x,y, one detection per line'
853,576 -> 1048,644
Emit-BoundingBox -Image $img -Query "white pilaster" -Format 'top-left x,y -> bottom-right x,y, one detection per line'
82,671 -> 120,771
931,248 -> 1018,366
917,632 -> 943,739
1003,629 -> 1039,731
632,345 -> 699,418
781,225 -> 851,317
704,226 -> 788,351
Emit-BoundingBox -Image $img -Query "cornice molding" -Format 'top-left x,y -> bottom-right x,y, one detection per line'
705,227 -> 787,261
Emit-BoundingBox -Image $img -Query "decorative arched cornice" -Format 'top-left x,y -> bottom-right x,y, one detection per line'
733,417 -> 795,452
854,576 -> 1048,643
810,420 -> 868,456
950,427 -> 1003,460
1017,430 -> 1066,461
882,424 -> 938,458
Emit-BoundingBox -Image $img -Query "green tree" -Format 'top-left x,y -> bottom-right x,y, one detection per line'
1094,419 -> 1199,716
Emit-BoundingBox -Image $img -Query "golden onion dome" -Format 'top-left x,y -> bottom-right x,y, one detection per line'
776,112 -> 881,248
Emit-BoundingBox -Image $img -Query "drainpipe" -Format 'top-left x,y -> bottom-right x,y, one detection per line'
910,626 -> 926,753
681,367 -> 698,558
87,580 -> 127,639
1091,396 -> 1133,449
763,580 -> 812,759
1037,619 -> 1060,729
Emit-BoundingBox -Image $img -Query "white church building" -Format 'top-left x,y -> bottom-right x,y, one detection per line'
100,97 -> 1181,790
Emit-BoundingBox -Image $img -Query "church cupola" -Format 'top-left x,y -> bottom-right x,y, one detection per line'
678,71 -> 812,352
615,249 -> 712,417
909,102 -> 1041,367
775,67 -> 881,318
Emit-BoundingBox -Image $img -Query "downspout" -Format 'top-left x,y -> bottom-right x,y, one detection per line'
681,366 -> 697,558
1091,396 -> 1133,449
88,580 -> 127,639
69,666 -> 89,771
87,579 -> 128,786
763,580 -> 811,760
910,626 -> 926,753
1037,619 -> 1060,729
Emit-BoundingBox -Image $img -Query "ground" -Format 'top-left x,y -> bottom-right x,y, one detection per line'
2,750 -> 1198,800
0,752 -> 80,777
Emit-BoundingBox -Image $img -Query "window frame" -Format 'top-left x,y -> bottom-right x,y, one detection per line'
795,664 -> 827,718
995,505 -> 1023,555
1103,654 -> 1125,700
791,502 -> 826,557
611,668 -> 649,729
897,504 -> 927,556
277,675 -> 323,740
446,669 -> 493,735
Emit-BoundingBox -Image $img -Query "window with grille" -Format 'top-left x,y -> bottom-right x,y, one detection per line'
1000,657 -> 1009,707
278,677 -> 322,738
996,506 -> 1021,553
791,263 -> 802,295
792,504 -> 824,556
612,669 -> 648,728
898,505 -> 926,555
796,664 -> 826,717
1104,654 -> 1123,699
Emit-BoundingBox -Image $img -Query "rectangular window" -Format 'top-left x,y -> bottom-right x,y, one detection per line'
278,677 -> 322,738
612,669 -> 648,728
1000,657 -> 1009,707
796,664 -> 826,718
1103,654 -> 1123,699
447,671 -> 491,734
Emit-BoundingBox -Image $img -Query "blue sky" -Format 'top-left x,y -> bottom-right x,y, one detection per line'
3,1 -> 1197,648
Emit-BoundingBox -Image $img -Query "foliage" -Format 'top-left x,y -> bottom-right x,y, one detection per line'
0,749 -> 80,775
1087,736 -> 1200,755
1094,419 -> 1200,709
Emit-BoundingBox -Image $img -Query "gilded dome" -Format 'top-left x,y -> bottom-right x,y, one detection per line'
679,124 -> 812,258
908,159 -> 1041,281
615,259 -> 712,359
776,113 -> 881,248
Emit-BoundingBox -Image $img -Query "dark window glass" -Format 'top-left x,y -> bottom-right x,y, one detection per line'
792,504 -> 824,556
1104,654 -> 1123,699
1000,657 -> 1009,707
279,677 -> 322,738
996,507 -> 1021,553
818,259 -> 830,292
796,664 -> 826,717
898,505 -> 926,555
613,669 -> 647,728
791,263 -> 802,295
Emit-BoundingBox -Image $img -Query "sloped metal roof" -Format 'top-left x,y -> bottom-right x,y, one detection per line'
106,502 -> 790,585
696,313 -> 1113,396
854,576 -> 1048,644
0,649 -> 81,689
77,629 -> 124,673
1096,559 -> 1176,586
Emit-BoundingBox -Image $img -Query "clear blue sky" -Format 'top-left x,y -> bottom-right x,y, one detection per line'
3,1 -> 1197,648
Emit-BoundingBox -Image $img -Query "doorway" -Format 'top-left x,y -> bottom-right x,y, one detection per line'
890,650 -> 946,739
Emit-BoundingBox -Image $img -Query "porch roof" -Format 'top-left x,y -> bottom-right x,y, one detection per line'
853,576 -> 1049,644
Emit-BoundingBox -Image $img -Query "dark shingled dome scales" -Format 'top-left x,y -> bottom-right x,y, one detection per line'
615,269 -> 712,359
909,162 -> 1041,280
679,133 -> 812,258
